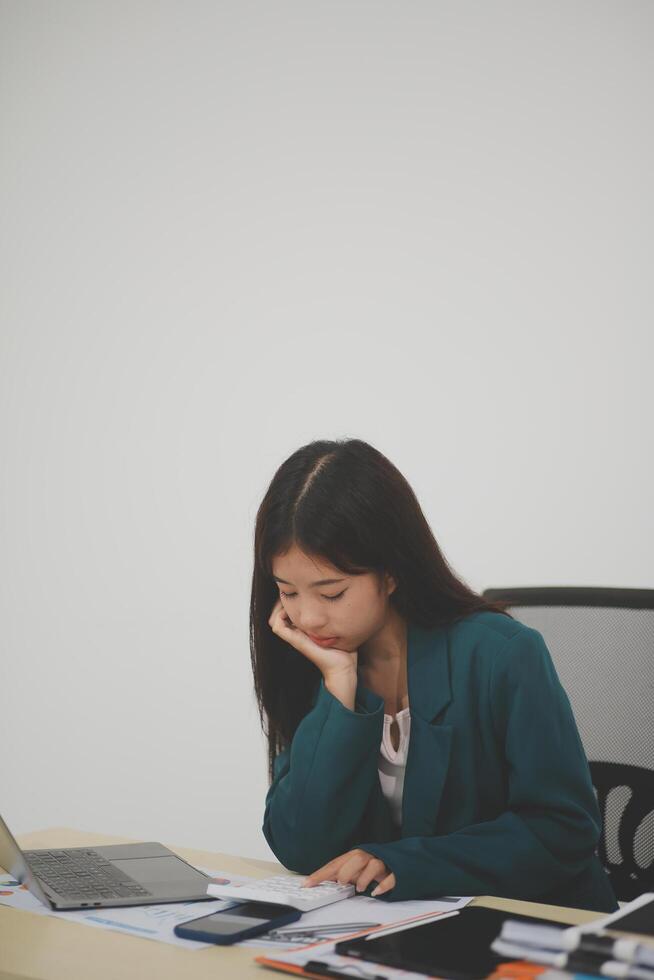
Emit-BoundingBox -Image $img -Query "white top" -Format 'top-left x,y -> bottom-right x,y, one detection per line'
378,707 -> 411,827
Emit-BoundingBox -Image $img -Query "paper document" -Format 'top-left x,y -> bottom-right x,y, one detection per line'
0,867 -> 242,950
258,945 -> 444,979
242,892 -> 471,949
0,867 -> 471,952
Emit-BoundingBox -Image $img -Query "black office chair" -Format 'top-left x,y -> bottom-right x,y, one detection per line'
482,586 -> 654,902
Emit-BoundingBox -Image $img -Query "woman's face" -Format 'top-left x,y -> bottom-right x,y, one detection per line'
271,545 -> 396,652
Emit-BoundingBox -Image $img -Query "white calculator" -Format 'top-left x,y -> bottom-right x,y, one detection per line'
206,874 -> 355,912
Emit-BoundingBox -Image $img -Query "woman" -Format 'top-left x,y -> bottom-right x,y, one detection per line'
250,438 -> 618,912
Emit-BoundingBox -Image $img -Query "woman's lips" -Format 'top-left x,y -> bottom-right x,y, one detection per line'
308,634 -> 338,647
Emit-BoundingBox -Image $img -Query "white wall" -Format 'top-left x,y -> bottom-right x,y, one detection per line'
1,0 -> 651,862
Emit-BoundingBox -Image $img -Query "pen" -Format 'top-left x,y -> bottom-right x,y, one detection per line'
305,960 -> 387,979
551,954 -> 654,979
270,922 -> 381,938
503,921 -> 654,969
540,972 -> 612,979
500,921 -> 654,975
566,931 -> 650,964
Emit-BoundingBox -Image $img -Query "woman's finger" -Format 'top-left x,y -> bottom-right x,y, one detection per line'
268,599 -> 293,632
268,598 -> 282,626
334,852 -> 370,886
371,872 -> 396,897
303,855 -> 347,887
354,859 -> 389,893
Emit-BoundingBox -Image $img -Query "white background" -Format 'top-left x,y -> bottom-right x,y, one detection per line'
1,0 -> 652,862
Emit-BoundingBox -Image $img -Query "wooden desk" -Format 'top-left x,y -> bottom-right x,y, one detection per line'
0,828 -> 606,980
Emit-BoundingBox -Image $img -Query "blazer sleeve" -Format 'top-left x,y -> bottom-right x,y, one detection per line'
262,678 -> 385,872
358,627 -> 603,903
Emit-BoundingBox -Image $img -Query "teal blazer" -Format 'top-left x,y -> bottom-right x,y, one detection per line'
263,611 -> 618,913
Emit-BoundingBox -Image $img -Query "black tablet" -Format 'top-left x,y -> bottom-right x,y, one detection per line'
334,906 -> 571,980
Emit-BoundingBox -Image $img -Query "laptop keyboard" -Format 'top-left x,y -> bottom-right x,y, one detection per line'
24,848 -> 153,900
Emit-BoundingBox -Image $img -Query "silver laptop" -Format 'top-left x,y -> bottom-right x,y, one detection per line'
0,812 -> 213,910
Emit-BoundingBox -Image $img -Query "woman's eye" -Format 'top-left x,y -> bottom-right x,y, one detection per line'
279,590 -> 346,602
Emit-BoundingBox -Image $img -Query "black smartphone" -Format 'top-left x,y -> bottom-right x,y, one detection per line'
173,900 -> 302,945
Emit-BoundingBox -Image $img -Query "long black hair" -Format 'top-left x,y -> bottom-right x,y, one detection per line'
251,438 -> 512,782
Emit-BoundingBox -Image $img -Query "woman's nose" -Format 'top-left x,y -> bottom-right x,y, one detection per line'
296,612 -> 329,634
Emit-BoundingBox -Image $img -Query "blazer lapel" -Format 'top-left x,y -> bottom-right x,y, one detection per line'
400,622 -> 453,837
354,621 -> 454,841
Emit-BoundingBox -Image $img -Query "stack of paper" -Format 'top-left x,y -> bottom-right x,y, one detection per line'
254,899 -> 472,978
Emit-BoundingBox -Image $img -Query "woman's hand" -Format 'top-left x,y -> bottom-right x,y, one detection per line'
302,848 -> 396,897
268,597 -> 358,681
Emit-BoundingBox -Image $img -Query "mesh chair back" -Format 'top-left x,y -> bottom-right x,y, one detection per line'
483,587 -> 654,901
